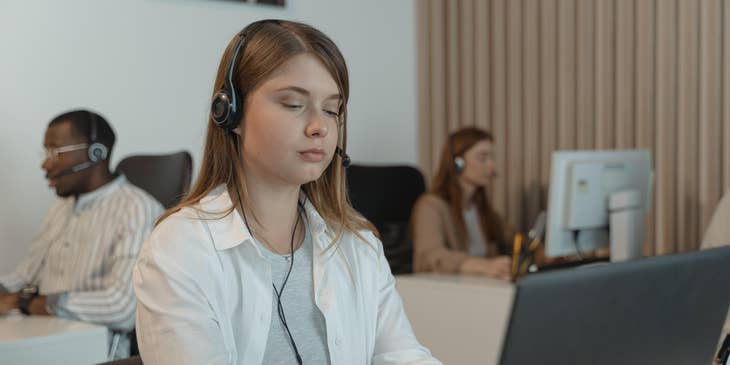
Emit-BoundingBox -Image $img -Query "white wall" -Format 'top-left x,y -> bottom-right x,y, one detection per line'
0,0 -> 417,273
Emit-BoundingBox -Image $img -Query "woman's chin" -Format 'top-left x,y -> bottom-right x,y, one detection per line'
293,166 -> 327,184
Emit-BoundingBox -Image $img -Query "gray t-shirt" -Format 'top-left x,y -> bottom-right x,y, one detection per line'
257,218 -> 330,365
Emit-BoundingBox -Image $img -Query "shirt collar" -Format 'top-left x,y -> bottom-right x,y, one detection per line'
74,174 -> 126,213
198,184 -> 330,251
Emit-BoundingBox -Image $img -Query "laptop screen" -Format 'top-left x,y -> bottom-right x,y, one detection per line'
499,246 -> 730,365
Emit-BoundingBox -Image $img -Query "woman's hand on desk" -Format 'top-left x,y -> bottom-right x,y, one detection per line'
459,256 -> 512,280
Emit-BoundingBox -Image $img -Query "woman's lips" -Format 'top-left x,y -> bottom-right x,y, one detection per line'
299,149 -> 325,162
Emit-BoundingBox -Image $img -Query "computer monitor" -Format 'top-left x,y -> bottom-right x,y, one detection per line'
499,246 -> 730,365
544,149 -> 652,260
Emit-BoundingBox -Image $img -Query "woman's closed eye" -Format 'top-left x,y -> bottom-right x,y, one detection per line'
282,102 -> 304,110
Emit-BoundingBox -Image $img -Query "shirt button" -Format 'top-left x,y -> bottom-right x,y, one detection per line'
335,337 -> 342,346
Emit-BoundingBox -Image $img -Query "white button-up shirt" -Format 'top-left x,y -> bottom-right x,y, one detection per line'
133,186 -> 442,365
0,175 -> 163,330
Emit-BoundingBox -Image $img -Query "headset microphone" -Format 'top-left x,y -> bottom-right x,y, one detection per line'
48,161 -> 96,180
335,147 -> 351,168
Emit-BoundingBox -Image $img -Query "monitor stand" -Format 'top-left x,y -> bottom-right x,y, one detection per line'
609,189 -> 644,262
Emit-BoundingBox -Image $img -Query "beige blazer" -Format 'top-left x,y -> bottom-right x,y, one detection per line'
411,193 -> 511,273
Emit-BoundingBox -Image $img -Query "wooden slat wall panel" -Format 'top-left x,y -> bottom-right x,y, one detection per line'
415,0 -> 730,252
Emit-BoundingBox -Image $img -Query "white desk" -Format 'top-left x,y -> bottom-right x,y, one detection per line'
0,312 -> 108,365
396,274 -> 514,365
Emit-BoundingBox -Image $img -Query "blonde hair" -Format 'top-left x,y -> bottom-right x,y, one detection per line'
158,19 -> 376,250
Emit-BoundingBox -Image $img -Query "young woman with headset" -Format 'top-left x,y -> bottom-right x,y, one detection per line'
132,20 -> 440,365
411,128 -> 513,280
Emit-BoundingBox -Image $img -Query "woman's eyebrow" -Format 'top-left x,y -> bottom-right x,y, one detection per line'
274,86 -> 341,101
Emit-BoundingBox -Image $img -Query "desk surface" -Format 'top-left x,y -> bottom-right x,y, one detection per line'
0,312 -> 108,364
397,273 -> 515,365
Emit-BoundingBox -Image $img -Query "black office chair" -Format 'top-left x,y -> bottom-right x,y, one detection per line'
115,151 -> 192,356
346,164 -> 426,275
96,356 -> 143,365
115,151 -> 193,209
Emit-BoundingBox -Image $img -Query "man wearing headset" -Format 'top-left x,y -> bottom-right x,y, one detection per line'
0,109 -> 164,358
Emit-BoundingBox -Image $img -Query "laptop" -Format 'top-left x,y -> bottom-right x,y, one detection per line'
499,246 -> 730,365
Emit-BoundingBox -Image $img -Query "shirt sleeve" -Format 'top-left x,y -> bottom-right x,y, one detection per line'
133,219 -> 229,365
411,196 -> 469,273
49,199 -> 162,331
0,199 -> 66,293
372,235 -> 444,365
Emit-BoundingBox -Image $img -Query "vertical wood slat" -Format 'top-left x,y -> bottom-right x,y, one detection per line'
523,0 -> 542,224
615,0 -> 636,148
654,0 -> 678,254
676,0 -> 700,252
699,0 -> 722,234
576,0 -> 596,150
725,0 -> 730,193
491,0 -> 509,215
634,0 -> 656,255
428,0 -> 447,176
447,0 -> 460,132
460,0 -> 475,127
557,0 -> 577,150
475,0 -> 491,132
507,0 -> 524,228
540,0 -> 559,196
416,1 -> 433,177
594,0 -> 615,149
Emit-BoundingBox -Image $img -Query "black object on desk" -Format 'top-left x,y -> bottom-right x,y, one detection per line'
499,246 -> 730,365
532,256 -> 610,272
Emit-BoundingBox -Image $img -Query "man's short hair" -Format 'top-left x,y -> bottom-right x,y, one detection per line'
48,109 -> 116,154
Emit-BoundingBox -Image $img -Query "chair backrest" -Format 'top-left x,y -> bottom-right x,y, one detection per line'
96,355 -> 143,365
346,164 -> 426,274
115,151 -> 192,209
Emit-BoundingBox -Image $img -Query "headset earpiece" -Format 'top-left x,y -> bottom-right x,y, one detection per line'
88,143 -> 108,163
87,112 -> 108,163
448,132 -> 465,173
454,156 -> 465,173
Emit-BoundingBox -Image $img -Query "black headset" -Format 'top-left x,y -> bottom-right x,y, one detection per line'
209,26 -> 250,132
210,20 -> 351,168
87,111 -> 108,163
